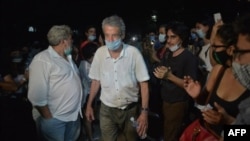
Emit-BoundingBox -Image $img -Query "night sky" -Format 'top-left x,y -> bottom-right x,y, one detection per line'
1,0 -> 250,48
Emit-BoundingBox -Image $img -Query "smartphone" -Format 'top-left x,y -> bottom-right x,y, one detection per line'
214,13 -> 222,23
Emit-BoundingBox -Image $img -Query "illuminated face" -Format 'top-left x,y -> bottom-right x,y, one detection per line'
103,25 -> 121,42
166,29 -> 181,46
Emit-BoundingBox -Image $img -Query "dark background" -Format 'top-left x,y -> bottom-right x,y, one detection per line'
1,0 -> 250,49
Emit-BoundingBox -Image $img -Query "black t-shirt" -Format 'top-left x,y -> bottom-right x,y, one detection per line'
160,49 -> 199,102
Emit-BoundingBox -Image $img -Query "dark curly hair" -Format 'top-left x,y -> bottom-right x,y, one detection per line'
216,23 -> 237,47
81,42 -> 98,60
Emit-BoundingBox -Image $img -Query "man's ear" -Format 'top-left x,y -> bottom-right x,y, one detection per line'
227,45 -> 235,56
121,34 -> 125,40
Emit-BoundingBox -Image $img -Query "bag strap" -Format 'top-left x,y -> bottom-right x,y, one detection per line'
205,66 -> 226,104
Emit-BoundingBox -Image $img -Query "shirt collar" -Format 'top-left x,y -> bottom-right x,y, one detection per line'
105,43 -> 127,59
48,46 -> 62,58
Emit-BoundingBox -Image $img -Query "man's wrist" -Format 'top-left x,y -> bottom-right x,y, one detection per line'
164,68 -> 170,79
141,107 -> 149,113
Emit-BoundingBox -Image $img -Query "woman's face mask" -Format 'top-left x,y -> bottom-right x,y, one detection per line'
212,50 -> 231,66
158,34 -> 166,43
196,29 -> 206,39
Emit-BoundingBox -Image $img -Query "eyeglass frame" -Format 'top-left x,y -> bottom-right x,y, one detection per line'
211,44 -> 228,48
233,48 -> 250,60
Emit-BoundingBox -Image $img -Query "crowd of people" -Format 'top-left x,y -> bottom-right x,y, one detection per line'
0,12 -> 250,141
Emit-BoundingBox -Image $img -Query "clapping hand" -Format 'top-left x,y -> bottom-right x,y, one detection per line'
183,75 -> 201,99
153,66 -> 170,79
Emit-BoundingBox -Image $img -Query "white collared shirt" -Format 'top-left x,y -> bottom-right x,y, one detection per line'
199,43 -> 213,72
89,44 -> 150,109
28,46 -> 83,121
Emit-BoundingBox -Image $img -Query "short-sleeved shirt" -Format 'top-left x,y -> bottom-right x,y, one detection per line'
161,49 -> 199,102
89,44 -> 150,109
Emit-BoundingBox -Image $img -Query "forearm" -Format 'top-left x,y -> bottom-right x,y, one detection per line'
139,81 -> 149,111
0,74 -> 18,92
0,82 -> 18,92
87,80 -> 100,107
35,105 -> 52,119
166,73 -> 184,88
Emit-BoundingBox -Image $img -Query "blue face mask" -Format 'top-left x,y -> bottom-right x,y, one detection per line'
158,34 -> 166,43
149,35 -> 155,41
64,46 -> 72,56
190,32 -> 198,40
196,29 -> 206,39
105,39 -> 122,51
88,35 -> 96,41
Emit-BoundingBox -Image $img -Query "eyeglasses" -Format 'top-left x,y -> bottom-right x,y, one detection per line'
211,44 -> 228,48
233,49 -> 250,59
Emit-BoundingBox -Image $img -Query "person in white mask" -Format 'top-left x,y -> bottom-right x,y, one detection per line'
85,15 -> 150,141
157,24 -> 168,60
153,21 -> 199,141
193,15 -> 215,87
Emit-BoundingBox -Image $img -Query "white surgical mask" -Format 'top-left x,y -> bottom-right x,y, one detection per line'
169,44 -> 180,52
158,34 -> 166,43
196,29 -> 206,39
105,39 -> 122,51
